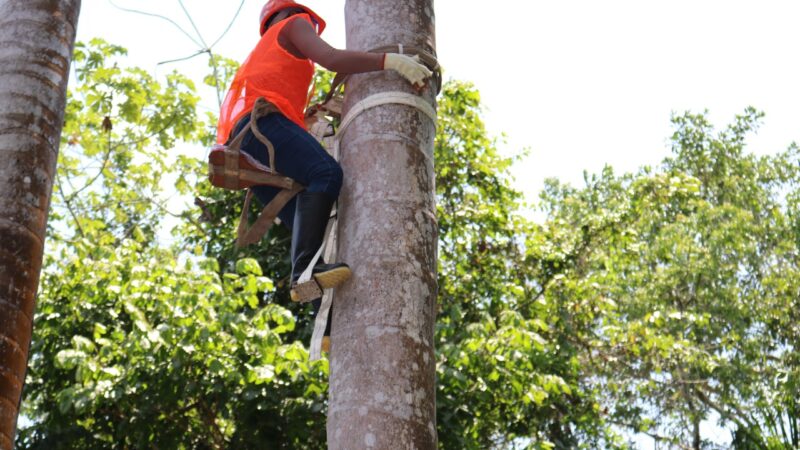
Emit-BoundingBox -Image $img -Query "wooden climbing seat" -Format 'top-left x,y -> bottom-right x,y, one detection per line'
207,97 -> 304,248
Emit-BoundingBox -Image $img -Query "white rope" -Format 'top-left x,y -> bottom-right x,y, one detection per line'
308,220 -> 338,359
336,91 -> 438,148
308,91 -> 437,361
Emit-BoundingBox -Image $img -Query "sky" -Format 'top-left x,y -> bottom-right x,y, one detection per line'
76,0 -> 800,206
74,0 -> 800,446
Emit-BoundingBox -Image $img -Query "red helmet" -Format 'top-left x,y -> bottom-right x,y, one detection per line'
259,0 -> 326,36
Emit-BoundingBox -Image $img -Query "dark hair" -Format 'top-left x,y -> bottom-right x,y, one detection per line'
264,7 -> 305,32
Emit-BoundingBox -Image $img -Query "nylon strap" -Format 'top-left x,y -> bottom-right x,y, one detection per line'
250,98 -> 280,170
332,91 -> 437,163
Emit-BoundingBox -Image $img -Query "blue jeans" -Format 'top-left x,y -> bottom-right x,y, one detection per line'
232,112 -> 343,229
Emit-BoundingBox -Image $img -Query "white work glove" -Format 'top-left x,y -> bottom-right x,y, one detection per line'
383,53 -> 433,87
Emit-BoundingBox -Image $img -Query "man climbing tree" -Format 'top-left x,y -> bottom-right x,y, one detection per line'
213,0 -> 432,351
0,1 -> 81,448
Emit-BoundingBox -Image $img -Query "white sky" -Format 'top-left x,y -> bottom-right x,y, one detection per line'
75,1 -> 800,445
77,0 -> 800,204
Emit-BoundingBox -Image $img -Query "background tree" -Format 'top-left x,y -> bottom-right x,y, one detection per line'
17,37 -> 800,449
434,81 -> 616,449
539,108 -> 800,448
0,1 -> 81,448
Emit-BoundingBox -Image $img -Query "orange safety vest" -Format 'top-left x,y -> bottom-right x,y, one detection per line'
216,14 -> 318,144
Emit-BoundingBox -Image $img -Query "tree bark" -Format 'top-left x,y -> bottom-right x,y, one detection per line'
327,0 -> 438,448
0,1 -> 80,447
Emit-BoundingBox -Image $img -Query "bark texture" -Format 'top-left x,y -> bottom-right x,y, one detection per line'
328,1 -> 438,448
0,1 -> 80,447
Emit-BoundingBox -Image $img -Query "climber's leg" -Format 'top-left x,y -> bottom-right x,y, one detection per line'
235,112 -> 342,195
233,114 -> 297,230
289,191 -> 350,302
235,112 -> 350,301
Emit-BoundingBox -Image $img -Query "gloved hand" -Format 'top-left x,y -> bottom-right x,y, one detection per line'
383,53 -> 433,87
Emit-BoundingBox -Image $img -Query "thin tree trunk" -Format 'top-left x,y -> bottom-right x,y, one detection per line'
327,0 -> 438,448
0,1 -> 80,448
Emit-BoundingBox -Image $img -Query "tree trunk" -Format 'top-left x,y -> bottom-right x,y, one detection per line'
0,1 -> 80,447
327,0 -> 438,448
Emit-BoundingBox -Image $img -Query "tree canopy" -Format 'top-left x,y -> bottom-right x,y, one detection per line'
16,39 -> 800,449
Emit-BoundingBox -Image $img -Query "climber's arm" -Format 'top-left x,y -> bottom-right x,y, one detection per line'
286,18 -> 382,73
286,18 -> 432,87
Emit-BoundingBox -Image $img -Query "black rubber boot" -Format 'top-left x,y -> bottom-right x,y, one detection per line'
289,191 -> 351,302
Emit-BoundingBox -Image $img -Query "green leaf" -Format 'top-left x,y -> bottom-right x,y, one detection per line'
235,258 -> 263,276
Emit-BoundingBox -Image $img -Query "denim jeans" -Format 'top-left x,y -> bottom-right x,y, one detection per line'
232,112 -> 343,229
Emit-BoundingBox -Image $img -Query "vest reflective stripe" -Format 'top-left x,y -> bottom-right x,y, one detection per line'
216,14 -> 316,144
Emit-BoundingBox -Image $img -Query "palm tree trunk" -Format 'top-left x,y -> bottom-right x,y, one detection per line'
327,0 -> 438,448
0,1 -> 81,447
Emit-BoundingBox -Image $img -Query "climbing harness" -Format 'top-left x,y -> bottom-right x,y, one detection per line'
207,44 -> 441,361
208,97 -> 305,248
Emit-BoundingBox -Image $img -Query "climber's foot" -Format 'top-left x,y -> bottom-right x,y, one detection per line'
290,263 -> 351,302
313,264 -> 352,290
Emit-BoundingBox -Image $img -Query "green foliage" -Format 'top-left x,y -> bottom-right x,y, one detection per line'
55,38 -> 203,243
204,54 -> 242,109
20,37 -> 800,450
21,237 -> 327,449
19,40 -> 328,450
434,81 -> 615,449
